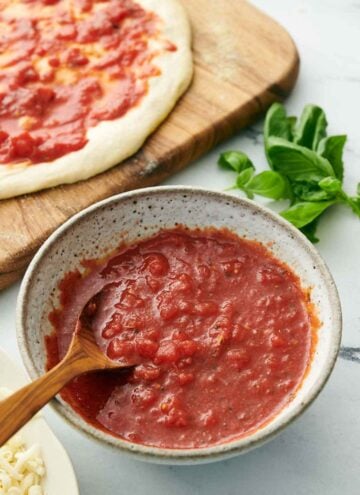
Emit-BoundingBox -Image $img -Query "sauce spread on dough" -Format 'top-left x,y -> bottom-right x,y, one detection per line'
0,0 -> 174,164
47,228 -> 315,449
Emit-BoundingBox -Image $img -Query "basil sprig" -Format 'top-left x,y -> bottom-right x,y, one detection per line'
218,103 -> 360,242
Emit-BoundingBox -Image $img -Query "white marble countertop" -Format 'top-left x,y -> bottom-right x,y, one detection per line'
1,0 -> 360,493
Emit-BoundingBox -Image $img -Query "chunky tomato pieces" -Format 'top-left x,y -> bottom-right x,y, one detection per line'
0,0 -> 171,164
47,228 -> 313,449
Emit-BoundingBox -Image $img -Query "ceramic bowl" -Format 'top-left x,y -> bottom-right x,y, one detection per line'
17,186 -> 342,464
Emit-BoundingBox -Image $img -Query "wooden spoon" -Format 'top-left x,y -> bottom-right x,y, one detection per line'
0,295 -> 134,447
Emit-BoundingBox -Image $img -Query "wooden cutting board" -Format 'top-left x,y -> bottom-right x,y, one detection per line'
0,0 -> 299,290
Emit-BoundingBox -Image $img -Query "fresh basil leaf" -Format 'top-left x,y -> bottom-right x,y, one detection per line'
267,137 -> 335,182
218,151 -> 254,173
245,171 -> 291,200
318,177 -> 343,194
287,116 -> 297,140
264,103 -> 292,145
292,181 -> 331,201
300,217 -> 320,243
264,103 -> 294,168
281,201 -> 335,228
357,183 -> 360,196
293,105 -> 327,150
317,135 -> 347,181
236,168 -> 255,199
236,167 -> 254,186
344,197 -> 360,217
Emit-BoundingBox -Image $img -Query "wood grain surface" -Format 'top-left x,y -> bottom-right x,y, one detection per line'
0,0 -> 299,290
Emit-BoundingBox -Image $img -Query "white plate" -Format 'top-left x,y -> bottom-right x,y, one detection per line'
0,347 -> 79,495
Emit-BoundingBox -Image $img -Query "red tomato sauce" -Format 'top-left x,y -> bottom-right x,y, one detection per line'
47,228 -> 315,449
0,0 -> 173,164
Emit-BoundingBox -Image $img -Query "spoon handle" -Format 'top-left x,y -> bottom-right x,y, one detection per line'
0,343 -> 97,447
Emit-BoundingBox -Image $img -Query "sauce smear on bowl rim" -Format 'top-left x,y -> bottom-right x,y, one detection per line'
46,227 -> 318,449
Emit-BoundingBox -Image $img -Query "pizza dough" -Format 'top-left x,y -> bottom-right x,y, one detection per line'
0,0 -> 193,200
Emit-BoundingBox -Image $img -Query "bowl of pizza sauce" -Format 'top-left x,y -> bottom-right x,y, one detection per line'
17,187 -> 341,464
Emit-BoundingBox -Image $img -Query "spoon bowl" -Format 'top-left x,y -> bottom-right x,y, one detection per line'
0,290 -> 132,447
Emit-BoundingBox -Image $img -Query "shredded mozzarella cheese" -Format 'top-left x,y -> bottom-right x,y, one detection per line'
0,389 -> 46,495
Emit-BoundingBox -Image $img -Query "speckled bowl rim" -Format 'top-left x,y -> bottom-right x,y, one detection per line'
17,186 -> 342,464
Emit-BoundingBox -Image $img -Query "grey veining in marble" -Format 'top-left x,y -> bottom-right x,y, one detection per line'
339,347 -> 360,363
